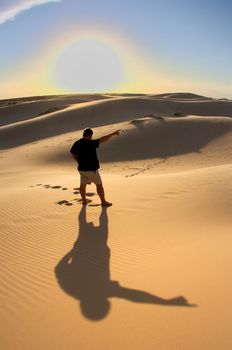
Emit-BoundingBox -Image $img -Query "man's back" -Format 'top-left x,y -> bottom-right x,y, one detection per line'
70,138 -> 100,171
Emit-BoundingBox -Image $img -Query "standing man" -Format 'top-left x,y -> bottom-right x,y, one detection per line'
70,128 -> 120,206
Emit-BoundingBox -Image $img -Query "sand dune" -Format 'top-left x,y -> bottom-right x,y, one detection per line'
0,93 -> 111,127
1,92 -> 232,350
1,94 -> 232,150
150,92 -> 211,99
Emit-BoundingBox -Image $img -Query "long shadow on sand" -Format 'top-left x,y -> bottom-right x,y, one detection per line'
55,206 -> 195,321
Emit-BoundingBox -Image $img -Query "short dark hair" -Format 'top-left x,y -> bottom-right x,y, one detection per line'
83,128 -> 93,137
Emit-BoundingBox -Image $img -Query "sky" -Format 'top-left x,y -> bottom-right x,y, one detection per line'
0,0 -> 231,99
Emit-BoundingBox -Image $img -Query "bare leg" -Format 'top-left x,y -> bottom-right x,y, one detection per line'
80,184 -> 87,204
96,184 -> 112,206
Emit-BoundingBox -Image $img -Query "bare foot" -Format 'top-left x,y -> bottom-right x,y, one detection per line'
101,201 -> 112,207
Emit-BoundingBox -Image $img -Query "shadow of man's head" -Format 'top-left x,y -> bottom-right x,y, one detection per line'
80,297 -> 111,321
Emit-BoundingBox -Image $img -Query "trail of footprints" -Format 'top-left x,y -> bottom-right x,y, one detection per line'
29,184 -> 96,206
125,159 -> 167,177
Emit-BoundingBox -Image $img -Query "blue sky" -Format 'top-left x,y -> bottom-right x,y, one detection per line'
0,0 -> 231,98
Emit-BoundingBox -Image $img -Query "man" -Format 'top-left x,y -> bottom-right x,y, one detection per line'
70,128 -> 120,206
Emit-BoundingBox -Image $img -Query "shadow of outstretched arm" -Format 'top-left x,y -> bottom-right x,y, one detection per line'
111,283 -> 196,307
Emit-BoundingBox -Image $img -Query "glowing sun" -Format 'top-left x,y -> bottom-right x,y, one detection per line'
52,39 -> 126,92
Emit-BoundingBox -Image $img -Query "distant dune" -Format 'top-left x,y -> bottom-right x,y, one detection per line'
152,92 -> 211,99
0,94 -> 111,127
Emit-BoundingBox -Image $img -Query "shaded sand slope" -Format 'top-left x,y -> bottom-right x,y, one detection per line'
102,116 -> 232,161
1,115 -> 232,174
1,94 -> 232,150
42,115 -> 232,165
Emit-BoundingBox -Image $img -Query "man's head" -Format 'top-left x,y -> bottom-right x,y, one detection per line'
83,128 -> 93,140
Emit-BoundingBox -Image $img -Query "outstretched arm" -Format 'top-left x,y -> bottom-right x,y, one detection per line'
99,130 -> 120,144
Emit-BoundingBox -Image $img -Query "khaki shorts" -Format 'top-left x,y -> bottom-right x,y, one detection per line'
79,170 -> 102,185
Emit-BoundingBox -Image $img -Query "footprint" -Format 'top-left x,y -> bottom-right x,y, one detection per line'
57,200 -> 69,205
29,183 -> 42,188
42,184 -> 67,190
86,192 -> 95,197
162,191 -> 180,199
73,191 -> 79,194
165,191 -> 179,195
56,200 -> 73,206
62,188 -> 68,190
77,199 -> 92,204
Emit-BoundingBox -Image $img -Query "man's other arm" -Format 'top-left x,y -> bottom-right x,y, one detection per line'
71,153 -> 78,162
70,142 -> 78,162
99,130 -> 120,144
